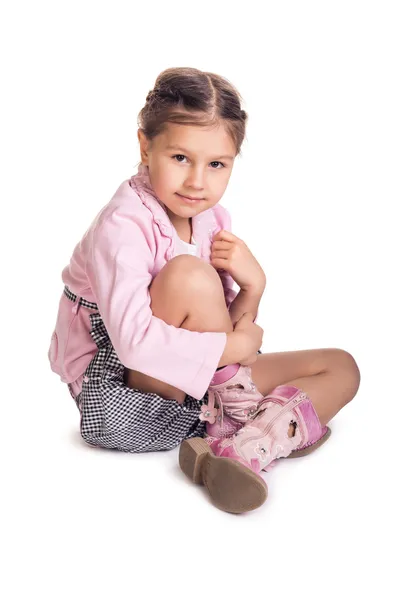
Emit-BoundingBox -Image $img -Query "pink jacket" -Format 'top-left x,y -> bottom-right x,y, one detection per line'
48,163 -> 239,400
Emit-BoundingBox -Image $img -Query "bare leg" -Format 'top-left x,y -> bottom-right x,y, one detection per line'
124,255 -> 234,404
250,348 -> 361,426
125,255 -> 361,426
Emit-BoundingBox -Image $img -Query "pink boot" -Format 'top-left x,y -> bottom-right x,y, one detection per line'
179,436 -> 268,514
209,384 -> 331,474
179,381 -> 330,513
179,365 -> 271,514
198,363 -> 264,434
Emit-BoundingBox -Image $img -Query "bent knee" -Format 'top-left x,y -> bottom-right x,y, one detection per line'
160,255 -> 223,294
332,348 -> 361,396
167,254 -> 214,275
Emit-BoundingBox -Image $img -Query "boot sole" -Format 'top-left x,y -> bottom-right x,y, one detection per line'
284,426 -> 332,459
179,437 -> 268,514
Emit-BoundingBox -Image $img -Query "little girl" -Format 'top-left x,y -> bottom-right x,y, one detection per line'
48,67 -> 361,514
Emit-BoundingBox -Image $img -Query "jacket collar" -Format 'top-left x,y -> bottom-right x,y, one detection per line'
129,162 -> 217,247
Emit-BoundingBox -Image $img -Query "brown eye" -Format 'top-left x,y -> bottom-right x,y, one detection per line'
173,154 -> 187,163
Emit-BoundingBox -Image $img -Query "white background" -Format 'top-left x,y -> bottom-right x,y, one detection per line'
1,1 -> 399,598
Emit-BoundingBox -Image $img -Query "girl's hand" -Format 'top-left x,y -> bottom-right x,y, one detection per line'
211,230 -> 266,291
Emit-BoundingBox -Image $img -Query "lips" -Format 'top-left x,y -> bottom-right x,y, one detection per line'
177,192 -> 203,200
176,193 -> 204,204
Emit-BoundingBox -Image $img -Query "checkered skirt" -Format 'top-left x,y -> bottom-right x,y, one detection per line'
65,287 -> 208,452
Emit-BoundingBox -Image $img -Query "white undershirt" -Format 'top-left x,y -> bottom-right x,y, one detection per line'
181,235 -> 197,256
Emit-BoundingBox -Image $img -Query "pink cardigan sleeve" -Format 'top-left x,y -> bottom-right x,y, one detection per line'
86,208 -> 227,400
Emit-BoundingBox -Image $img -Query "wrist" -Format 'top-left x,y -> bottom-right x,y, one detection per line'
241,281 -> 266,296
219,331 -> 244,367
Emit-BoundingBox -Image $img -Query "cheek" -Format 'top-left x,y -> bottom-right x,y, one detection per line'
160,169 -> 178,192
154,169 -> 175,195
215,172 -> 230,190
210,180 -> 229,202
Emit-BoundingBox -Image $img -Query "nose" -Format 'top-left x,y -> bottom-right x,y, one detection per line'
184,166 -> 205,191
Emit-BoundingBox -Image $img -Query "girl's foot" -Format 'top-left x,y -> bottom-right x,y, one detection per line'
179,437 -> 268,514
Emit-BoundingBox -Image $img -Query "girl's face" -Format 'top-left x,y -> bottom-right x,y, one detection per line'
137,121 -> 237,225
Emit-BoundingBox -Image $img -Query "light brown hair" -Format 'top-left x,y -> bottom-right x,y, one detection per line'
137,67 -> 248,157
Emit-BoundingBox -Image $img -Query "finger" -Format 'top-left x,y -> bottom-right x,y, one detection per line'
240,355 -> 257,366
246,356 -> 258,365
213,229 -> 240,243
212,240 -> 233,251
211,250 -> 230,261
210,257 -> 229,270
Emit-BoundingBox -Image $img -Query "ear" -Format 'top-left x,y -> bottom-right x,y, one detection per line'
137,129 -> 150,165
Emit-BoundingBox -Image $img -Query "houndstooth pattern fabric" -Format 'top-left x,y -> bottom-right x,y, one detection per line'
64,285 -> 99,310
70,308 -> 207,452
